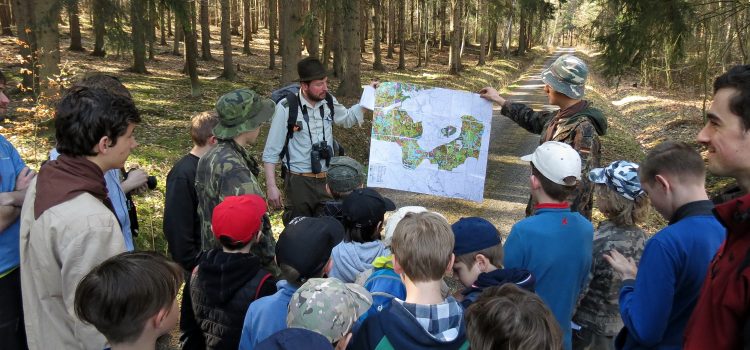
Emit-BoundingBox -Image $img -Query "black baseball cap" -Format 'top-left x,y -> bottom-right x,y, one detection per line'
275,217 -> 344,282
342,188 -> 396,228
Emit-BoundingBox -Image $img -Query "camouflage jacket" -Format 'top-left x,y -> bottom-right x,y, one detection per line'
195,139 -> 266,251
573,220 -> 647,336
502,101 -> 608,219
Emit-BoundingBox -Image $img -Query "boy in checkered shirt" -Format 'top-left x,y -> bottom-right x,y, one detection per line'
348,211 -> 468,349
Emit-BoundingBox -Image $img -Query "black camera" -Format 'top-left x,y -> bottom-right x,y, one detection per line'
310,141 -> 333,174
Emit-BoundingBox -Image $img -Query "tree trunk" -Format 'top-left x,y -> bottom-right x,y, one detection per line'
517,5 -> 527,55
268,0 -> 276,69
423,0 -> 429,65
159,1 -> 167,45
439,0 -> 446,50
386,0 -> 394,58
184,0 -> 201,96
200,0 -> 213,59
131,0 -> 148,73
231,0 -> 241,35
220,0 -> 236,79
35,0 -> 62,94
371,0 -> 384,70
252,0 -> 259,33
409,0 -> 414,39
448,0 -> 462,74
503,0 -> 513,56
416,0 -> 421,67
322,3 -> 333,67
360,1 -> 367,53
279,0 -> 301,83
67,0 -> 84,51
303,0 -> 320,59
148,0 -> 156,60
173,15 -> 183,55
337,0 -> 361,97
397,0 -> 405,69
0,0 -> 12,35
477,0 -> 485,65
243,0 -> 252,54
12,0 -> 34,91
91,0 -> 106,56
332,0 -> 344,78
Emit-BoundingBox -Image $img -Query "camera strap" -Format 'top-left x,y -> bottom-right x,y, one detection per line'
298,94 -> 328,146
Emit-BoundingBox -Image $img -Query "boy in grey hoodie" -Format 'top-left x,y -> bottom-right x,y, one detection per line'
329,188 -> 396,283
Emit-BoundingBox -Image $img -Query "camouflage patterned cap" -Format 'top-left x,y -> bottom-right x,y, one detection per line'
214,88 -> 275,139
589,160 -> 644,201
287,278 -> 372,343
327,156 -> 365,193
541,54 -> 588,99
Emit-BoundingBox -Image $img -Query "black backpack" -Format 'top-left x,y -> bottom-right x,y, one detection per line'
271,84 -> 344,173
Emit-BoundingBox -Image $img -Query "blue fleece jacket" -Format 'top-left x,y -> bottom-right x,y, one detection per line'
238,280 -> 298,350
614,201 -> 725,350
504,203 -> 593,350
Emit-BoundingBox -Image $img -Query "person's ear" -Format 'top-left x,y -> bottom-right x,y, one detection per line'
253,232 -> 262,244
393,255 -> 403,275
654,174 -> 670,193
95,136 -> 110,155
445,253 -> 455,275
530,174 -> 541,190
375,220 -> 383,238
208,135 -> 218,146
475,254 -> 488,272
154,307 -> 171,329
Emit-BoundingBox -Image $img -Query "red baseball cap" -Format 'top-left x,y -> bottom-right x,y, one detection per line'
212,195 -> 267,245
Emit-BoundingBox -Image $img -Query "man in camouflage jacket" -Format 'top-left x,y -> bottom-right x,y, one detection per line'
195,89 -> 277,268
481,55 -> 607,219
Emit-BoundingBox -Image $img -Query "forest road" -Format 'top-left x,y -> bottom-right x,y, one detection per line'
376,48 -> 573,235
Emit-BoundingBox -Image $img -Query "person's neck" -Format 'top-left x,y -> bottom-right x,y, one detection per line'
532,190 -> 563,206
190,144 -> 212,158
232,134 -> 247,147
403,276 -> 445,305
558,98 -> 581,110
111,337 -> 156,350
669,185 -> 709,218
84,155 -> 109,173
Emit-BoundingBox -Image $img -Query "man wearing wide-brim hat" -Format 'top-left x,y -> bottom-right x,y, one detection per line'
262,57 -> 375,225
479,54 -> 608,220
195,88 -> 279,272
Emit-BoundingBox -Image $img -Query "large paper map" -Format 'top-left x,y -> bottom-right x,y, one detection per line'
367,82 -> 493,202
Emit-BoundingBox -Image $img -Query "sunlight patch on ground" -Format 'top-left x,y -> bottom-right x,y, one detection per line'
612,95 -> 659,107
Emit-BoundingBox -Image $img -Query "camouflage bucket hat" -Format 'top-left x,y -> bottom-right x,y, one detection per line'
327,156 -> 365,193
589,160 -> 644,200
287,278 -> 372,343
541,54 -> 588,99
214,88 -> 275,139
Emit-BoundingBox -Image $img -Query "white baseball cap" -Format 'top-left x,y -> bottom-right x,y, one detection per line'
520,141 -> 582,186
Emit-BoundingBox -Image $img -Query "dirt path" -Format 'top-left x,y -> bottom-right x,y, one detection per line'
377,48 -> 574,235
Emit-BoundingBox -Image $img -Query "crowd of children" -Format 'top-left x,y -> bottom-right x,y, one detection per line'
3,58 -> 750,350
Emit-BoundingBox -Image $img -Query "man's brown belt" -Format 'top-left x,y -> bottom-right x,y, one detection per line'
289,171 -> 327,179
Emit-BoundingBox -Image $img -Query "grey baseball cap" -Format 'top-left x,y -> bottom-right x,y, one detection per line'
541,55 -> 588,99
327,156 -> 365,193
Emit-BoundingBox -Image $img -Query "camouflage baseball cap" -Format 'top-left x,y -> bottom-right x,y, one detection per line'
589,160 -> 644,200
327,156 -> 365,193
214,88 -> 275,139
287,278 -> 372,343
541,54 -> 588,99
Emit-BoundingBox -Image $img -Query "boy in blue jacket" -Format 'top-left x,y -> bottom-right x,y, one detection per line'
239,217 -> 344,349
348,211 -> 468,350
451,217 -> 535,308
504,141 -> 594,350
604,142 -> 725,350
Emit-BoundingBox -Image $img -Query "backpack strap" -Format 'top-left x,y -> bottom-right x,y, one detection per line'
324,92 -> 334,120
278,91 -> 299,172
251,271 -> 274,300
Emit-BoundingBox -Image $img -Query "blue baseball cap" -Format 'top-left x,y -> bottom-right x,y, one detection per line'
451,217 -> 502,255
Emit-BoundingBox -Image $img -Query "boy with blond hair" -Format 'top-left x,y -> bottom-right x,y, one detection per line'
348,211 -> 468,349
504,141 -> 594,350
